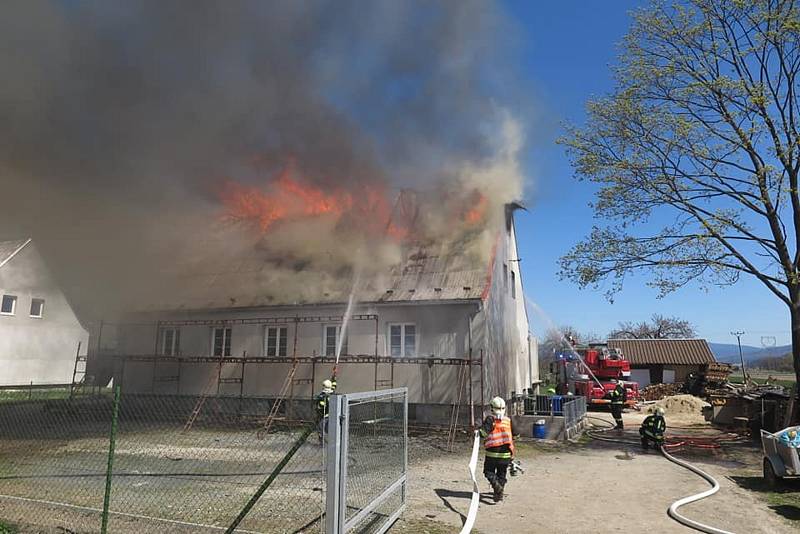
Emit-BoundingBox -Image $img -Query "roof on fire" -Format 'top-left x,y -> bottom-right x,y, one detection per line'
607,338 -> 717,366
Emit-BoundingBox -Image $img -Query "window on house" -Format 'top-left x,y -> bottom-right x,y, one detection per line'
503,264 -> 508,290
389,323 -> 417,357
29,298 -> 45,318
212,327 -> 232,357
161,327 -> 181,356
265,326 -> 289,357
511,271 -> 516,299
324,325 -> 348,357
1,295 -> 17,315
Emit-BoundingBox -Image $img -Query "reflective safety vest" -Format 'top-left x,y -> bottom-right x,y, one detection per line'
641,415 -> 666,440
484,416 -> 514,458
610,385 -> 625,405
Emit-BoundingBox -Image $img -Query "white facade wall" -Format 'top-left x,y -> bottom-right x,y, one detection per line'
115,302 -> 478,404
0,243 -> 89,385
474,210 -> 537,400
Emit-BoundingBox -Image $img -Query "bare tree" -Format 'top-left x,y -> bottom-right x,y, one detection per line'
559,0 -> 800,385
538,326 -> 600,359
609,314 -> 697,339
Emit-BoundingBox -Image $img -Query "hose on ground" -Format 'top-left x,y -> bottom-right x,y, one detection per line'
660,446 -> 735,534
585,415 -> 736,534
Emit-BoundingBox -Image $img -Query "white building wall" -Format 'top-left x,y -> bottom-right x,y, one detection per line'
0,243 -> 89,385
473,209 -> 535,402
113,302 -> 478,404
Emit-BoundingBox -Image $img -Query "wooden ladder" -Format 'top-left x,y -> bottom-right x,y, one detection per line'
69,342 -> 86,398
257,361 -> 300,439
183,363 -> 223,432
446,363 -> 469,452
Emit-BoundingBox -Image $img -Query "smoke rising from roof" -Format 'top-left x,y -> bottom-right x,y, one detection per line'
0,1 -> 527,317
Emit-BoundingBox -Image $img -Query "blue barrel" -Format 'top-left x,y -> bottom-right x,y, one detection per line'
551,395 -> 564,415
533,419 -> 546,439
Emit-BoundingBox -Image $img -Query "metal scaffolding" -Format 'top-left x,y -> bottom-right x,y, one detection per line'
104,312 -> 485,429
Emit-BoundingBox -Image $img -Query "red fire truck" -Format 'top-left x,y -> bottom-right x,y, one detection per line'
550,343 -> 640,406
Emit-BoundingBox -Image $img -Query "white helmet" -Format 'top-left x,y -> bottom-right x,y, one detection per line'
322,379 -> 334,393
655,407 -> 665,416
490,396 -> 506,416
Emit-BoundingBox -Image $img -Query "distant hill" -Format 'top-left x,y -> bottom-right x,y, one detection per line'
708,342 -> 791,364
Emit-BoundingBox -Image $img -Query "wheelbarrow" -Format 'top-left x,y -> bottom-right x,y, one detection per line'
761,426 -> 800,488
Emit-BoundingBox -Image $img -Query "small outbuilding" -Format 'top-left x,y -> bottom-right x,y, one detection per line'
607,338 -> 716,387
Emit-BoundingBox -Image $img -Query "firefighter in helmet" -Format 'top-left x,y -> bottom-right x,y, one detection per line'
640,407 -> 667,449
608,379 -> 627,429
479,396 -> 515,502
315,377 -> 336,443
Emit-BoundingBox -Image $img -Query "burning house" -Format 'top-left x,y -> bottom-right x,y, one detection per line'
92,185 -> 534,423
1,2 -> 533,424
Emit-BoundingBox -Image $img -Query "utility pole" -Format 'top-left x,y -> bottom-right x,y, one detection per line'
731,331 -> 747,388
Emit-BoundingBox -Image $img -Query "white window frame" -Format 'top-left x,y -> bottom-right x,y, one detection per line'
160,327 -> 180,356
323,324 -> 348,357
264,325 -> 290,357
210,327 -> 232,357
1,295 -> 17,316
387,323 -> 418,357
29,298 -> 45,318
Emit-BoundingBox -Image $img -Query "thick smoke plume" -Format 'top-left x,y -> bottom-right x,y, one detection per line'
0,1 -> 526,317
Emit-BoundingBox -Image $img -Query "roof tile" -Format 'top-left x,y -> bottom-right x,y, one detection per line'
607,338 -> 716,365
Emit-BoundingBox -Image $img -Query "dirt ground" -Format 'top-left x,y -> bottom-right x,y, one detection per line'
394,411 -> 800,534
3,408 -> 800,533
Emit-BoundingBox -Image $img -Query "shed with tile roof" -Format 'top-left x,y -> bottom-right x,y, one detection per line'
607,338 -> 716,387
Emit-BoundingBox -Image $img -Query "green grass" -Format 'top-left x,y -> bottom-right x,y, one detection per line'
727,369 -> 796,390
0,387 -> 112,403
730,474 -> 800,524
0,520 -> 17,534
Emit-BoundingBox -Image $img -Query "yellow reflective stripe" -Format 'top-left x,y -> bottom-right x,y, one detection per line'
485,450 -> 512,459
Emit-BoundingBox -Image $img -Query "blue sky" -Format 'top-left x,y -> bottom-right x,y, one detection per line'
503,0 -> 791,347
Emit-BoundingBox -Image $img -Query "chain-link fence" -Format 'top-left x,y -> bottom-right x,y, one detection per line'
0,386 -> 327,533
326,388 -> 407,534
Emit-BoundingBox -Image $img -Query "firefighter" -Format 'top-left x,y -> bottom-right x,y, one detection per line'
479,396 -> 515,502
640,407 -> 667,449
608,379 -> 626,429
315,377 -> 336,443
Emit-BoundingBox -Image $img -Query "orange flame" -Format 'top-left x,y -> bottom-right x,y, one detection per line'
464,191 -> 488,225
220,165 -> 406,239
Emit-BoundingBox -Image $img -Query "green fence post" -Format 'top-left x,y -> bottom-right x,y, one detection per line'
101,385 -> 121,533
225,424 -> 315,533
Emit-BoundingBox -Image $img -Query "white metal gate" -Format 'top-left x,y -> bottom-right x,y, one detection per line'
325,388 -> 408,534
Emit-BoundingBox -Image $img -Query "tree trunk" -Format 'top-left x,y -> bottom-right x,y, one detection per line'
790,305 -> 800,424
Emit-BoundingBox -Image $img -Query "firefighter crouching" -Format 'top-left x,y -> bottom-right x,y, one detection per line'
315,377 -> 337,443
640,407 -> 666,450
480,396 -> 515,502
608,379 -> 626,429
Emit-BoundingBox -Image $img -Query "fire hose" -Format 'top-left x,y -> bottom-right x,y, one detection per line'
586,416 -> 737,534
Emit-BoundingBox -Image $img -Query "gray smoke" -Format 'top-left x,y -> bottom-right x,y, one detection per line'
0,0 -> 526,317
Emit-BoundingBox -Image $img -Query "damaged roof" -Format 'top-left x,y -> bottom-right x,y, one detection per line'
141,244 -> 489,311
608,338 -> 717,366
